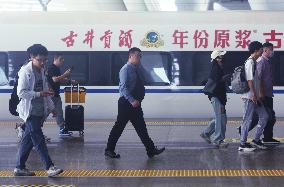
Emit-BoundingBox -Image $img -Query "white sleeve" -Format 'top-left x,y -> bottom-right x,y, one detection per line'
17,70 -> 37,100
245,59 -> 254,81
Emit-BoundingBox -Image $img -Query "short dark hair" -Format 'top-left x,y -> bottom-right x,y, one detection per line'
128,47 -> 141,55
54,53 -> 63,60
263,42 -> 273,48
27,44 -> 48,57
248,41 -> 263,54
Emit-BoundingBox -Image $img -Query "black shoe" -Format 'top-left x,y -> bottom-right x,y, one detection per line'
251,139 -> 267,150
147,147 -> 165,158
262,138 -> 280,144
104,149 -> 120,158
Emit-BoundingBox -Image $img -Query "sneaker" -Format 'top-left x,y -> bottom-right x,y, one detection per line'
147,147 -> 165,158
213,141 -> 229,148
59,128 -> 72,136
14,168 -> 35,176
238,143 -> 256,152
200,133 -> 211,144
44,135 -> 51,142
262,138 -> 280,144
251,139 -> 267,150
104,149 -> 120,158
47,166 -> 63,177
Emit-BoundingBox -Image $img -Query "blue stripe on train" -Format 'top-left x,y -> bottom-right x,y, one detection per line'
1,89 -> 284,94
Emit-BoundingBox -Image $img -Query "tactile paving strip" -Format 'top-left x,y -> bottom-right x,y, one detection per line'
1,169 -> 284,177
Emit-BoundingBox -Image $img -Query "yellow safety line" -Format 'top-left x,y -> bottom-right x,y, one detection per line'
1,120 -> 284,126
1,169 -> 284,177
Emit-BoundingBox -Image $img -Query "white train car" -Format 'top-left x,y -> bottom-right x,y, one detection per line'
0,11 -> 284,120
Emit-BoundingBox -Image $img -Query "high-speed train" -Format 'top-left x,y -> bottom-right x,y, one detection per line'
0,11 -> 284,120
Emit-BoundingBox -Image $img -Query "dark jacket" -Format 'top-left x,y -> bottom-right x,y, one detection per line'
207,60 -> 227,105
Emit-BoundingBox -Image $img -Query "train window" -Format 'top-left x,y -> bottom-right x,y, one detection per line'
111,51 -> 172,86
49,53 -> 89,85
175,51 -> 250,86
279,55 -> 284,85
111,52 -> 128,85
90,52 -> 112,86
140,52 -> 172,85
175,51 -> 211,86
0,52 -> 8,85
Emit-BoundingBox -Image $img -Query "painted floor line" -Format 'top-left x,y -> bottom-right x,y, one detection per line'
1,169 -> 284,177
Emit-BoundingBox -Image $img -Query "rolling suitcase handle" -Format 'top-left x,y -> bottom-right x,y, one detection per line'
70,83 -> 80,107
67,82 -> 85,136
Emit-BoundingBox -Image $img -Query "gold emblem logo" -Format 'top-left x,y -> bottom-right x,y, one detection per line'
141,31 -> 164,48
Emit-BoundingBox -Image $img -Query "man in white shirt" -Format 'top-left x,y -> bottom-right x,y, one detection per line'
238,41 -> 269,152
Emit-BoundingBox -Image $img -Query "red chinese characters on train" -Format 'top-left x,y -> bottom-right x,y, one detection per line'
263,30 -> 283,48
61,31 -> 78,47
83,29 -> 95,48
235,30 -> 251,49
119,30 -> 133,48
214,30 -> 230,48
193,30 -> 209,48
100,30 -> 113,48
172,30 -> 189,48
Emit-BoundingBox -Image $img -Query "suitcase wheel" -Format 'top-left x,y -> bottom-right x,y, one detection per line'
79,131 -> 84,136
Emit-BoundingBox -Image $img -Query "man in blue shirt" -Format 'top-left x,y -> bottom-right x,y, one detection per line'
105,47 -> 165,158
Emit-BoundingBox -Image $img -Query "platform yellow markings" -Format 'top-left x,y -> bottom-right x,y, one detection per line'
2,169 -> 284,177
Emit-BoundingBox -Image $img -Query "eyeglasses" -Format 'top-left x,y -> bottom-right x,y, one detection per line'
34,58 -> 48,63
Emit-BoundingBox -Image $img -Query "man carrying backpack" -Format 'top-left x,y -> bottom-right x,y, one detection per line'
14,44 -> 63,177
9,54 -> 51,142
237,42 -> 279,144
238,41 -> 269,152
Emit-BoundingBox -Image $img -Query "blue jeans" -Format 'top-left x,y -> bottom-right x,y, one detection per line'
52,96 -> 64,129
203,97 -> 227,144
16,115 -> 53,170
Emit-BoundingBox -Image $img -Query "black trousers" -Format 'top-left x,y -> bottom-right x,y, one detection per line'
106,97 -> 155,152
249,97 -> 276,140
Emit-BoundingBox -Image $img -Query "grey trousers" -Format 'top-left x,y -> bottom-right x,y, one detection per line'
51,96 -> 64,129
240,99 -> 269,145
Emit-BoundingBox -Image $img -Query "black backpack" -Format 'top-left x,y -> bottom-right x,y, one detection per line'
9,75 -> 20,116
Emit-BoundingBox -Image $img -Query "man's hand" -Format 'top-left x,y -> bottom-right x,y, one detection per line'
51,110 -> 57,117
71,80 -> 78,85
251,93 -> 257,104
131,100 -> 140,108
63,69 -> 72,78
40,91 -> 54,97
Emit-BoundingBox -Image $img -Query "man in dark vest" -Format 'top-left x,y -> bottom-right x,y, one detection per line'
105,47 -> 165,158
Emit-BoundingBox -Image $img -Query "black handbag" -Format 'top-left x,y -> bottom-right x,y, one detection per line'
202,78 -> 217,95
